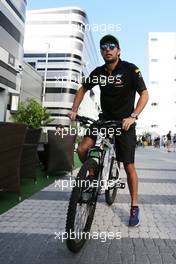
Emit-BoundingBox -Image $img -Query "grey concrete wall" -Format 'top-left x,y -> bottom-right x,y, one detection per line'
20,62 -> 43,102
0,0 -> 27,121
0,89 -> 6,121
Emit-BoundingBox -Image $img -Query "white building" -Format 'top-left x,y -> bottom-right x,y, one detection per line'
138,32 -> 176,136
0,0 -> 27,121
24,7 -> 100,127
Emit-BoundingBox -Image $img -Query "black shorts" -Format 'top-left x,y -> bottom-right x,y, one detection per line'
84,122 -> 136,164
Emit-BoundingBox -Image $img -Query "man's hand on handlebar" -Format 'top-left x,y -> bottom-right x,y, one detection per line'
68,111 -> 77,121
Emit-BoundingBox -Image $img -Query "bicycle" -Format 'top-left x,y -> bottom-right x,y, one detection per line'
65,115 -> 125,252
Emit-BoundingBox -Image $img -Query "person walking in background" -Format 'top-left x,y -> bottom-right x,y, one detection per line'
154,136 -> 160,148
173,133 -> 176,152
166,131 -> 172,152
142,135 -> 146,147
162,135 -> 167,148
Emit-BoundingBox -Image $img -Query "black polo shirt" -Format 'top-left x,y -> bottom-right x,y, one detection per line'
82,59 -> 147,120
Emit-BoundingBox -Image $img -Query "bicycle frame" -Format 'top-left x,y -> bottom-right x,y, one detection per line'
75,114 -> 123,192
87,130 -> 118,192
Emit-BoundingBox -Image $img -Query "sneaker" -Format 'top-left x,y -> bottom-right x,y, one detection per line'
129,206 -> 140,227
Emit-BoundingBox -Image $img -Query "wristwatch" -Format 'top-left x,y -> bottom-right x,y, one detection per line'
130,112 -> 139,119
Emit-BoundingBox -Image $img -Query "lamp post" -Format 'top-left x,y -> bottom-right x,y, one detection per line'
42,43 -> 50,105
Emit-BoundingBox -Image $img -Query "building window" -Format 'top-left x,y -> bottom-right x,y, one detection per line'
28,62 -> 36,69
150,38 -> 158,41
151,102 -> 158,106
151,81 -> 158,84
151,59 -> 158,62
10,94 -> 20,113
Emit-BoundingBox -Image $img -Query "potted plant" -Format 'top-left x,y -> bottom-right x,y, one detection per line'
11,98 -> 53,182
12,97 -> 52,129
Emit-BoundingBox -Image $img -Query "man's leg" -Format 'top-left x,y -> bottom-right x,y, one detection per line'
77,137 -> 96,190
167,141 -> 171,152
123,163 -> 138,206
123,162 -> 140,226
77,122 -> 98,183
77,137 -> 95,163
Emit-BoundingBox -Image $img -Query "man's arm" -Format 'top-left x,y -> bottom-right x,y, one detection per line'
68,86 -> 88,121
133,89 -> 149,115
122,89 -> 149,131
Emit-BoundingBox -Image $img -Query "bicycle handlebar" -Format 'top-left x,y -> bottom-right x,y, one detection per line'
76,115 -> 95,124
76,115 -> 122,127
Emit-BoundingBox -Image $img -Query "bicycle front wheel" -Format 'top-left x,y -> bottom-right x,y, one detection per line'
65,158 -> 99,253
105,157 -> 120,205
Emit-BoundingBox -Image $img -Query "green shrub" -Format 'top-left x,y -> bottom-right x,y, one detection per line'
11,98 -> 53,128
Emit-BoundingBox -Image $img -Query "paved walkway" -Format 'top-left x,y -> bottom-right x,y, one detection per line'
0,147 -> 176,264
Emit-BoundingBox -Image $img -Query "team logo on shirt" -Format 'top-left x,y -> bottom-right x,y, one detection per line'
135,68 -> 142,78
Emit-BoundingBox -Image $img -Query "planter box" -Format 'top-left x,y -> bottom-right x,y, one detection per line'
20,128 -> 41,182
46,131 -> 76,176
0,122 -> 26,197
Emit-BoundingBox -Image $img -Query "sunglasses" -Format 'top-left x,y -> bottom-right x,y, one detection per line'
100,43 -> 118,50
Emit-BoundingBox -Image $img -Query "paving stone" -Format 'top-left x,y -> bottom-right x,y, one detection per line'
1,147 -> 176,263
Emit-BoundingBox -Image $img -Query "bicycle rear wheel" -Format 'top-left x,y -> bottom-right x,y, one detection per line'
105,157 -> 120,205
66,158 -> 99,253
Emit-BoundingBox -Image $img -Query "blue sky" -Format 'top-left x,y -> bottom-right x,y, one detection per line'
27,0 -> 176,82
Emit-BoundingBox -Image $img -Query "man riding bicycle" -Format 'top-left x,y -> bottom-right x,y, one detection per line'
68,34 -> 149,227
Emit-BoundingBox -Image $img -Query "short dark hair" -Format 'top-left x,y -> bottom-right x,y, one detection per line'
100,34 -> 120,48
